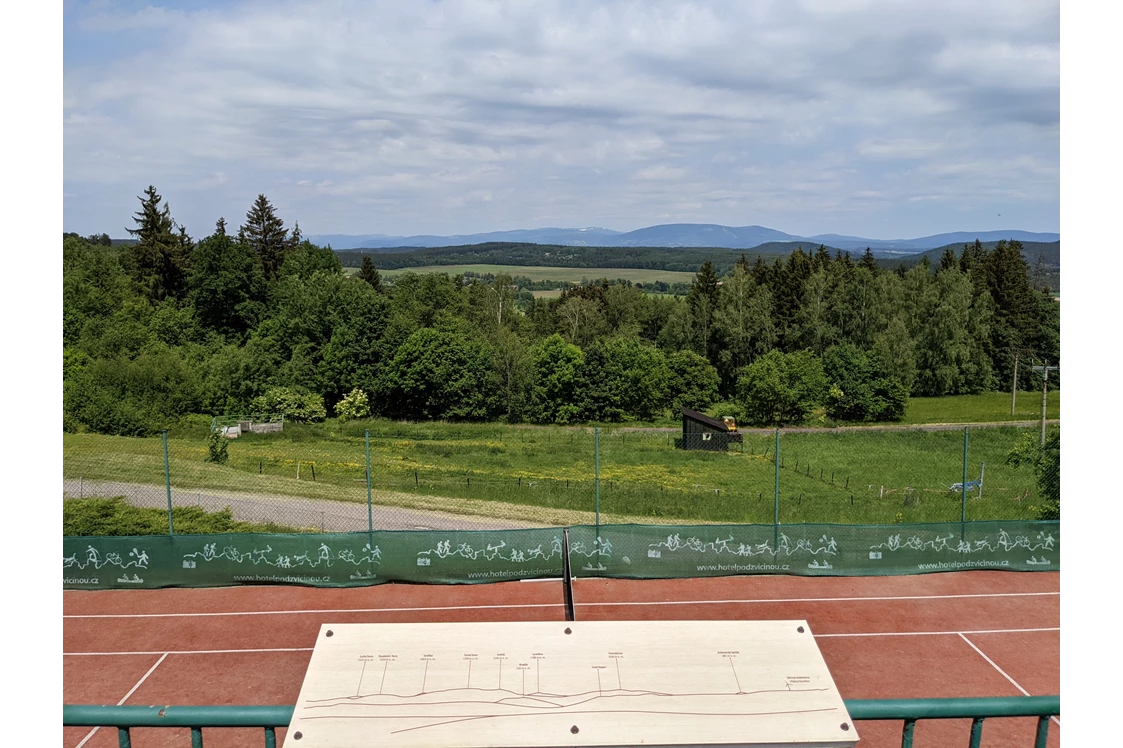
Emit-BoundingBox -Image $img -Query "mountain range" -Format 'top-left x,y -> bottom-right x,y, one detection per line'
309,224 -> 1060,255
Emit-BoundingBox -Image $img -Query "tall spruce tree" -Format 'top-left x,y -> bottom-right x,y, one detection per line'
959,239 -> 989,279
984,239 -> 1039,388
125,185 -> 193,302
859,248 -> 879,274
686,260 -> 721,361
812,244 -> 832,271
939,247 -> 959,272
774,248 -> 812,347
750,255 -> 771,286
240,194 -> 290,281
358,255 -> 384,291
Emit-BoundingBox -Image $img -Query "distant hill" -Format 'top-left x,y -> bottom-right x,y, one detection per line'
312,223 -> 1059,255
607,223 -> 802,248
882,240 -> 1061,292
883,240 -> 1060,268
807,230 -> 1060,252
312,227 -> 623,250
334,241 -> 830,275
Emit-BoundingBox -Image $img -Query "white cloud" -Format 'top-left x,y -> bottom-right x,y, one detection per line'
63,0 -> 1059,238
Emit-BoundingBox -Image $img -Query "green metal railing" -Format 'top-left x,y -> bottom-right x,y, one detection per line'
64,695 -> 1059,747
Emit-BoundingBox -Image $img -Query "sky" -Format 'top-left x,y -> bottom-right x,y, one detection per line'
62,0 -> 1060,240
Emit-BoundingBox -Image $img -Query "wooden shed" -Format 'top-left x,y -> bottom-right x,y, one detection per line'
676,408 -> 744,451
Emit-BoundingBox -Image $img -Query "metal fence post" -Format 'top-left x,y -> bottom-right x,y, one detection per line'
365,430 -> 373,535
773,428 -> 780,552
162,430 -> 174,536
594,427 -> 601,552
961,426 -> 969,536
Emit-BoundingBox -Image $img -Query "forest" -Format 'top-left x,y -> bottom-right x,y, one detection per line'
63,187 -> 1060,436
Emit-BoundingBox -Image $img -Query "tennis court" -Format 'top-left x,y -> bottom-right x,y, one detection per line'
64,569 -> 1058,748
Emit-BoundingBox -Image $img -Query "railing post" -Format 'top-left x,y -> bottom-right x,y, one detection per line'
961,426 -> 969,537
968,717 -> 984,748
900,718 -> 916,748
1034,715 -> 1050,748
117,726 -> 132,748
162,430 -> 174,536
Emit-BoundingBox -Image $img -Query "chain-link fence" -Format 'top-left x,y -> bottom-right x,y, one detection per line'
62,422 -> 1059,536
596,426 -> 1055,527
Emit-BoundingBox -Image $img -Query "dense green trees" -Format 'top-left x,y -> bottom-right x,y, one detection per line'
188,218 -> 266,337
665,350 -> 720,412
583,337 -> 670,422
822,344 -> 908,422
64,346 -> 201,436
380,328 -> 499,420
1006,429 -> 1060,520
737,349 -> 827,426
63,188 -> 1061,435
530,334 -> 587,424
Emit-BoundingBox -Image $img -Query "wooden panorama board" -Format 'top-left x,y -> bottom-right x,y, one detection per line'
282,620 -> 857,748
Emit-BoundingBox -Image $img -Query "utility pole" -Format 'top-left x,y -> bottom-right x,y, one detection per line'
1031,362 -> 1059,447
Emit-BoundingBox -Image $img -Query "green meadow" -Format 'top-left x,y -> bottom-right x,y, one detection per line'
63,417 -> 1050,527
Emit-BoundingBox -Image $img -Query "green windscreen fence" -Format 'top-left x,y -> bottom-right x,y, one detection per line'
64,520 -> 1058,590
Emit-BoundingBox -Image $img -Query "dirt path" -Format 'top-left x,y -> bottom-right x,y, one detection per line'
62,479 -> 557,532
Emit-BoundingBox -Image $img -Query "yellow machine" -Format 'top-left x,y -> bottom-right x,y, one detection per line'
721,416 -> 737,432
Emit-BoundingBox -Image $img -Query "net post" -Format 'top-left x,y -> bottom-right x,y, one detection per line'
562,528 -> 575,622
162,430 -> 174,536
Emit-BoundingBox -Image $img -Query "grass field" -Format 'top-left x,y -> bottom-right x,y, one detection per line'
896,391 -> 1059,425
64,413 -> 1054,526
352,264 -> 699,285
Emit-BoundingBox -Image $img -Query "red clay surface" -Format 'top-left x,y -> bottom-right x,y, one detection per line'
63,571 -> 1059,748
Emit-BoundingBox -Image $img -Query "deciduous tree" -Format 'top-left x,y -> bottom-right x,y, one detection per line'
736,349 -> 827,426
530,334 -> 587,424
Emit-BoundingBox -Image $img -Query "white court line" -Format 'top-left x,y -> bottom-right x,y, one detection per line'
72,652 -> 168,748
63,591 -> 1059,619
62,628 -> 1059,656
67,647 -> 314,656
817,627 -> 1059,638
959,633 -> 1061,727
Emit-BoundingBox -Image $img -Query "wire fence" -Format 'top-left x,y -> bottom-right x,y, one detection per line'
62,421 -> 1058,536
